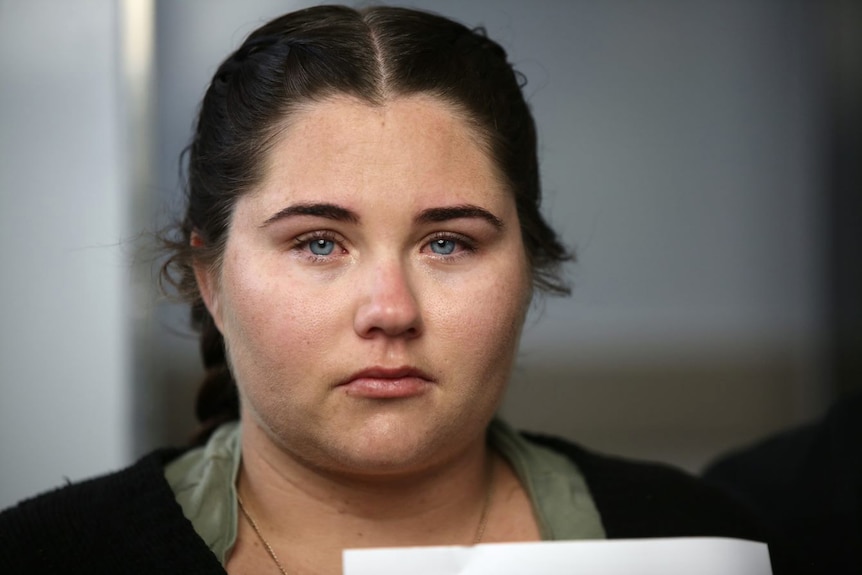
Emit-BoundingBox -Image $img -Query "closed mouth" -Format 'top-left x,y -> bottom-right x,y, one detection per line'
337,366 -> 436,398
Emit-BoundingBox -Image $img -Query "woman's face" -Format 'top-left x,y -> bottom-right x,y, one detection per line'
199,95 -> 532,476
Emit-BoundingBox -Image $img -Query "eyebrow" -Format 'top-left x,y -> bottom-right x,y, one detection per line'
261,202 -> 360,227
261,202 -> 504,230
415,205 -> 504,230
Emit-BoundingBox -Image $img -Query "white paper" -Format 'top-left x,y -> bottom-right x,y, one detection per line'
343,537 -> 772,575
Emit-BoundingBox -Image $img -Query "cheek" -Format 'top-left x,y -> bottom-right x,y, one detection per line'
217,257 -> 343,373
431,258 -> 530,368
465,286 -> 526,348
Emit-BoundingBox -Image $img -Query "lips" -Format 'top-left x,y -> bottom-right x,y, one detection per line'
337,366 -> 435,399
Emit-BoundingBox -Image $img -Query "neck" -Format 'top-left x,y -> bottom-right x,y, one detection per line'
236,418 -> 495,549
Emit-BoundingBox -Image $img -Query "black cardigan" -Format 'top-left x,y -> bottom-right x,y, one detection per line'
0,435 -> 765,574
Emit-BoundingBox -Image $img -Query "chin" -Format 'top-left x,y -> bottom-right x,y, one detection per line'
317,416 -> 472,477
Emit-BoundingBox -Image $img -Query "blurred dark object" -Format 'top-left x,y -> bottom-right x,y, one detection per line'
703,391 -> 862,575
825,0 -> 862,397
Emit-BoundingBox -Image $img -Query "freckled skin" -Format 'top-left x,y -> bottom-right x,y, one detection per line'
198,94 -> 532,480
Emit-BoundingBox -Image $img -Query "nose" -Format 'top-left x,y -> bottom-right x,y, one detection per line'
353,258 -> 423,339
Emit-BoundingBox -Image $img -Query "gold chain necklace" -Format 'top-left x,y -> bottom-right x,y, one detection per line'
236,459 -> 495,575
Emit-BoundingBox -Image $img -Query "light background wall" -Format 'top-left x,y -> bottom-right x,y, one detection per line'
1,0 -> 830,508
0,0 -> 131,508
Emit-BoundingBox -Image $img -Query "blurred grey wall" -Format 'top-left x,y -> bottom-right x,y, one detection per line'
1,0 -> 834,508
0,0 -> 134,508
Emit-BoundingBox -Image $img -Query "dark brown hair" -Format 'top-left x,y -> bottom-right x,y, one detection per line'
161,5 -> 573,443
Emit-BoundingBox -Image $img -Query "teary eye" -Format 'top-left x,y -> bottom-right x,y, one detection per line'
429,238 -> 457,255
309,238 -> 335,256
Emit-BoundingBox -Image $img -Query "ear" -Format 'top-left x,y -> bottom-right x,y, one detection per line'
191,232 -> 224,333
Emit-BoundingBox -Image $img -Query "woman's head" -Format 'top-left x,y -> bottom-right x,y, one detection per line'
163,5 -> 572,444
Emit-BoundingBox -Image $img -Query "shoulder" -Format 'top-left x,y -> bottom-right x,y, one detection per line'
703,392 -> 862,575
0,449 -> 223,574
522,432 -> 766,542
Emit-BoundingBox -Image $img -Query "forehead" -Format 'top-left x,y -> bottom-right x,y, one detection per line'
249,94 -> 508,211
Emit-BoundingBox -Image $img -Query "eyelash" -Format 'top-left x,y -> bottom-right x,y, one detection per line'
289,230 -> 478,262
423,232 -> 477,260
290,230 -> 345,262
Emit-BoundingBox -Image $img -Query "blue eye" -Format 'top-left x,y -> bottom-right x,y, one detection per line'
309,238 -> 335,256
430,238 -> 457,255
